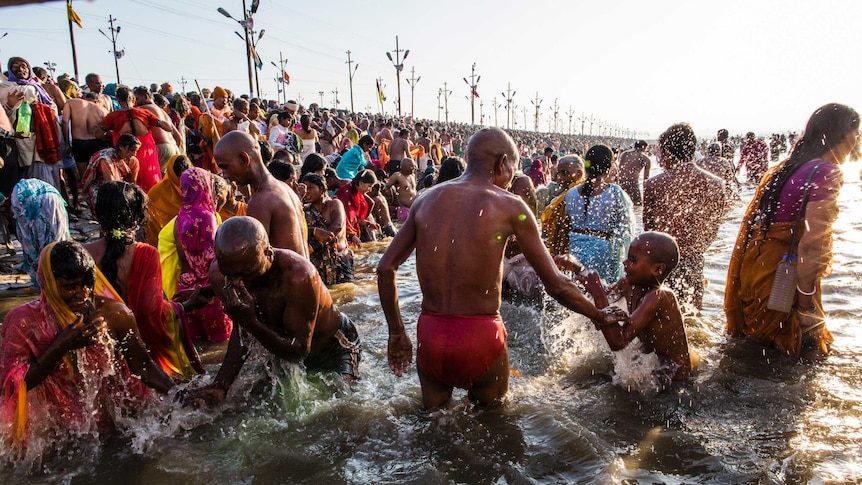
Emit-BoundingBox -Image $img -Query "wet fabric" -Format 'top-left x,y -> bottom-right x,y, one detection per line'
174,168 -> 231,342
80,148 -> 138,210
303,204 -> 354,285
0,243 -> 151,447
565,183 -> 634,283
123,243 -> 201,378
725,162 -> 838,356
31,103 -> 60,164
303,313 -> 362,379
540,188 -> 571,256
11,179 -> 70,289
416,311 -> 507,391
145,155 -> 184,246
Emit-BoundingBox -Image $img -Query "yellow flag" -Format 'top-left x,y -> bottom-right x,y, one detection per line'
67,0 -> 83,29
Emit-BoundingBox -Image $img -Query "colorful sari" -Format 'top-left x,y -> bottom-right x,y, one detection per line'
0,243 -> 151,448
175,168 -> 232,342
80,148 -> 139,210
11,179 -> 70,289
145,154 -> 184,246
334,184 -> 369,239
303,204 -> 354,285
540,187 -> 571,256
725,161 -> 838,356
565,183 -> 634,283
124,243 -> 202,377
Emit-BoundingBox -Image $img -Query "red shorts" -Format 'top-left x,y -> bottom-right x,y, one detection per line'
416,311 -> 507,390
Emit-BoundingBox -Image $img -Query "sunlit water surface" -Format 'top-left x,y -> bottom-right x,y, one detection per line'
1,162 -> 861,484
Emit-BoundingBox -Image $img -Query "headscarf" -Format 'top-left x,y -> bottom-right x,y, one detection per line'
212,86 -> 228,99
11,179 -> 70,289
527,159 -> 547,187
176,168 -> 216,253
5,57 -> 53,105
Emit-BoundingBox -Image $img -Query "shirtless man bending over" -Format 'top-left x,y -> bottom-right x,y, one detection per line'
378,127 -> 627,409
618,140 -> 651,206
214,131 -> 308,257
181,217 -> 361,407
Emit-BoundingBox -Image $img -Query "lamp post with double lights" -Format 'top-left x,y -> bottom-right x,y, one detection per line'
463,62 -> 480,126
385,35 -> 409,117
345,50 -> 358,112
217,0 -> 259,97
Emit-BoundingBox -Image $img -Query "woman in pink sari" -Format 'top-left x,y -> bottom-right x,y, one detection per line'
174,167 -> 232,342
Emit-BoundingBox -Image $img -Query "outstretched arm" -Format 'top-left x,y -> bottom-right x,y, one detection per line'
103,301 -> 175,393
377,208 -> 418,377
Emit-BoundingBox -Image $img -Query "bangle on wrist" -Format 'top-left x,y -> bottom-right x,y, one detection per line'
796,284 -> 816,296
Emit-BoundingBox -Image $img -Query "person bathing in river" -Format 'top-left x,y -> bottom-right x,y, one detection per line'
180,217 -> 361,408
378,127 -> 627,409
576,232 -> 697,383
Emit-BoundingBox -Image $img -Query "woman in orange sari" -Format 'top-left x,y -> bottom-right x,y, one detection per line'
725,103 -> 859,356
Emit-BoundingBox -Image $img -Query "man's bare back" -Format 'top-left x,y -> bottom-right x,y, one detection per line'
389,136 -> 410,162
63,97 -> 107,141
643,163 -> 725,258
137,102 -> 174,145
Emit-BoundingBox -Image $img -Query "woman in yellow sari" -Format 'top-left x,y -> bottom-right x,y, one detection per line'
725,103 -> 859,356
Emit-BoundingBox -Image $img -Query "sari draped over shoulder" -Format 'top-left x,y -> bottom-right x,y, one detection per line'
10,179 -> 70,289
540,188 -> 571,256
565,183 -> 634,283
175,168 -> 231,342
145,155 -> 184,246
303,204 -> 354,285
725,162 -> 837,356
125,243 -> 202,377
0,243 -> 151,447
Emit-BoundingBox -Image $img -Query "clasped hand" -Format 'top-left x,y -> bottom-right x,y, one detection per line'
222,280 -> 257,322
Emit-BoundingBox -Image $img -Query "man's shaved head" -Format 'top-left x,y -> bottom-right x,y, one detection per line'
636,231 -> 680,273
215,216 -> 268,259
215,131 -> 261,162
465,127 -> 519,187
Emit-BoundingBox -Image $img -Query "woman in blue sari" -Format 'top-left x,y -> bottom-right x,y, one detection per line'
565,144 -> 635,283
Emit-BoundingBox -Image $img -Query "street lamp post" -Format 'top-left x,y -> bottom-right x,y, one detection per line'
319,91 -> 324,108
385,35 -> 409,117
217,0 -> 259,97
462,62 -> 480,126
271,52 -> 287,104
501,83 -> 516,130
442,83 -> 452,124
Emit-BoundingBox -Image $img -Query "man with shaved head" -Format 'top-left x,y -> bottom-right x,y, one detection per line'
181,216 -> 361,407
214,131 -> 308,256
377,127 -> 627,409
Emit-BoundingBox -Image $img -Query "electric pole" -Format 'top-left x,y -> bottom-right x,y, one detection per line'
442,82 -> 452,124
346,50 -> 358,112
565,106 -> 575,136
406,67 -> 420,118
99,15 -> 122,85
385,35 -> 409,117
492,97 -> 499,127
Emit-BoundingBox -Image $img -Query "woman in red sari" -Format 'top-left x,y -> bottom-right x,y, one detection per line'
80,133 -> 140,210
85,181 -> 201,378
334,169 -> 380,248
96,86 -> 177,192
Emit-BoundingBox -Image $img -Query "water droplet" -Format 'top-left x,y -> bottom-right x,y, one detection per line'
434,246 -> 438,252
518,213 -> 526,221
479,209 -> 484,217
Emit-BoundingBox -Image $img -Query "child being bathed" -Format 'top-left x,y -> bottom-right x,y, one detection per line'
577,231 -> 698,382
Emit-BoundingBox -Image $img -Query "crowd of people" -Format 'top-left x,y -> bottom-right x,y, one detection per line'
0,55 -> 857,459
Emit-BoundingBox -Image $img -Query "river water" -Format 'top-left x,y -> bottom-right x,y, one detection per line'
2,162 -> 861,484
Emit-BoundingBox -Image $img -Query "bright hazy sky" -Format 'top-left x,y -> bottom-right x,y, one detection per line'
2,0 -> 860,138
